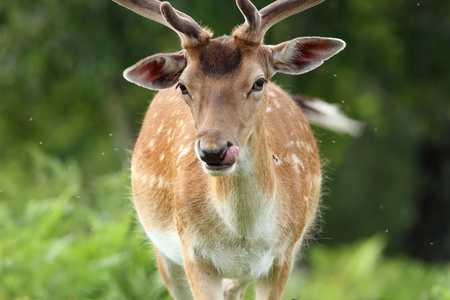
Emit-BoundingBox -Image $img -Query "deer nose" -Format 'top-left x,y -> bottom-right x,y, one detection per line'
197,142 -> 228,165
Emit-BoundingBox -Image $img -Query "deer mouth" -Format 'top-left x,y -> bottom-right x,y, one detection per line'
204,163 -> 234,171
203,161 -> 235,176
198,145 -> 240,175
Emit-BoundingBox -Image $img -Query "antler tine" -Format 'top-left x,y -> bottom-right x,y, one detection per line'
234,0 -> 324,43
113,0 -> 166,26
112,0 -> 211,46
259,0 -> 325,34
236,0 -> 261,32
160,2 -> 210,44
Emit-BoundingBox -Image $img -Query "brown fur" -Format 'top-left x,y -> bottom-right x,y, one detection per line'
195,36 -> 243,77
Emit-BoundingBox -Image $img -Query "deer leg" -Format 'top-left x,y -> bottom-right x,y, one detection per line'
154,248 -> 194,300
255,251 -> 295,300
223,278 -> 252,300
182,256 -> 224,300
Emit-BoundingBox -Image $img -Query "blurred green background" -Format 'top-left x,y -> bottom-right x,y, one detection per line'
1,0 -> 449,299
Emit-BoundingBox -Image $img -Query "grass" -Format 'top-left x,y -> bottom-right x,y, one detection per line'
1,147 -> 449,299
284,237 -> 450,300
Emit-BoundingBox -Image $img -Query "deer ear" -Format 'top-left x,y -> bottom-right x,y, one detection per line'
123,51 -> 186,90
269,37 -> 345,76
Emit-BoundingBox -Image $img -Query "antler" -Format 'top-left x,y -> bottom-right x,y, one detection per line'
234,0 -> 324,43
112,0 -> 211,46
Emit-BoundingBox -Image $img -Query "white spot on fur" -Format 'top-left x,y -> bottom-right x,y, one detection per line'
157,125 -> 164,134
273,98 -> 281,109
178,145 -> 190,155
139,174 -> 171,190
300,122 -> 308,131
177,145 -> 191,164
304,196 -> 309,208
291,153 -> 305,173
308,179 -> 314,193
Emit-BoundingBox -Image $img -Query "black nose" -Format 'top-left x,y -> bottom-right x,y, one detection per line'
198,143 -> 227,165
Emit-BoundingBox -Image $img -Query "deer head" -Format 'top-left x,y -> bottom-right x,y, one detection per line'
115,0 -> 345,176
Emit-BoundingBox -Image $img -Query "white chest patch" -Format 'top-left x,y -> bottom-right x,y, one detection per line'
194,230 -> 279,279
198,177 -> 279,277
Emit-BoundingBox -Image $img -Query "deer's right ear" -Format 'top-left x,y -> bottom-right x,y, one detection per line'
123,51 -> 186,90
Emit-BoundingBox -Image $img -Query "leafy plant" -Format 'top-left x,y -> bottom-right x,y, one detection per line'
1,148 -> 448,299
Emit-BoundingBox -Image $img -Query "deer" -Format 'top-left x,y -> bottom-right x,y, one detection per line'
113,0 -> 352,299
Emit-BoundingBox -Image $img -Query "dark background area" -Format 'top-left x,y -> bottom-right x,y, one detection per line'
1,0 -> 449,264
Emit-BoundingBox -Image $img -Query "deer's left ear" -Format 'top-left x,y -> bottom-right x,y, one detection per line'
268,37 -> 345,76
123,51 -> 186,90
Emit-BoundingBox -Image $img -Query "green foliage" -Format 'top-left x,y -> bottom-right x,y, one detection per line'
285,237 -> 450,300
270,0 -> 450,253
0,147 -> 169,300
0,0 -> 158,174
1,148 -> 449,299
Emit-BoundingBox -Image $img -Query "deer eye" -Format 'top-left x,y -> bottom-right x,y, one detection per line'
177,83 -> 189,95
251,78 -> 267,93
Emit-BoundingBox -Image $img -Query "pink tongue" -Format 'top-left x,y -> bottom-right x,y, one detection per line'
221,146 -> 240,165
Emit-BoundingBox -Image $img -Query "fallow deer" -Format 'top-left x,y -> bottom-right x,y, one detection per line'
113,0 -> 351,299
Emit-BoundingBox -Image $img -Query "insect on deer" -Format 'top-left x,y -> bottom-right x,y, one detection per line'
113,0 -> 348,299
